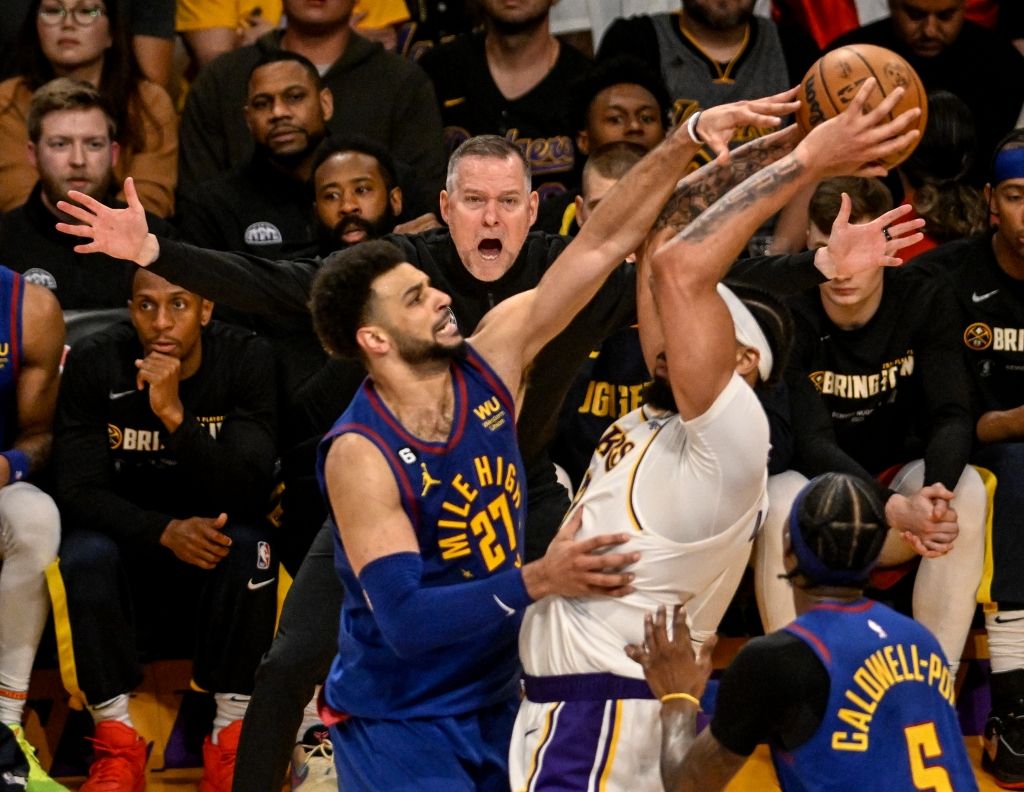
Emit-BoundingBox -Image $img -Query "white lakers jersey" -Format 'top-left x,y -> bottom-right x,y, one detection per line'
520,374 -> 770,679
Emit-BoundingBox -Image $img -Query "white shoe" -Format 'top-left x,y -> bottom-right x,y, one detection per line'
290,735 -> 336,791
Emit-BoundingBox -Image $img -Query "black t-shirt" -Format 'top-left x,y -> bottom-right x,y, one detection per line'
176,157 -> 318,261
910,234 -> 1024,418
785,268 -> 973,493
418,31 -> 592,200
53,321 -> 278,544
711,631 -> 829,756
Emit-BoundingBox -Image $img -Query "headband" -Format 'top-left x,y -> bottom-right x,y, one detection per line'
993,147 -> 1024,186
717,283 -> 773,382
787,481 -> 878,588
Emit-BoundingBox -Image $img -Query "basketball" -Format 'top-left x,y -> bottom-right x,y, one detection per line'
796,44 -> 928,168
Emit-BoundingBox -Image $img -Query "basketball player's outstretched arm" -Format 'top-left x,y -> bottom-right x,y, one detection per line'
322,433 -> 642,658
470,91 -> 801,398
648,79 -> 920,420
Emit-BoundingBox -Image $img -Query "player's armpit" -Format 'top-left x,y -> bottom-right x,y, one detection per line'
324,432 -> 420,575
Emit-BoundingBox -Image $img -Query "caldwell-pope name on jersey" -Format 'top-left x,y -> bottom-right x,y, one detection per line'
809,351 -> 915,399
831,641 -> 954,752
108,415 -> 224,451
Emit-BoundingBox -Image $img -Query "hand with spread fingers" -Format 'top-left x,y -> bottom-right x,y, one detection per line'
816,194 -> 927,279
54,176 -> 160,266
626,604 -> 716,703
522,508 -> 641,600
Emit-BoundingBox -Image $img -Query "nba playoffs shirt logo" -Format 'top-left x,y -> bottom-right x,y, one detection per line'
257,541 -> 271,570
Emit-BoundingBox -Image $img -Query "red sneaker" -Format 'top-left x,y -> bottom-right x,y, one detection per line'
81,721 -> 147,792
199,720 -> 242,792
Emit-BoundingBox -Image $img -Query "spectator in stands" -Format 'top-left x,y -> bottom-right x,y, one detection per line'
177,0 -> 283,73
910,129 -> 1024,788
895,90 -> 987,260
0,0 -> 178,217
418,0 -> 593,200
598,0 -> 790,165
828,0 -> 1024,185
0,78 -> 173,309
176,52 -> 333,259
0,269 -> 65,791
536,55 -> 670,234
311,137 -> 404,256
754,175 -> 987,674
51,266 -> 279,792
179,0 -> 445,218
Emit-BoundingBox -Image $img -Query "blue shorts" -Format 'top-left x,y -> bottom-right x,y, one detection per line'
329,697 -> 518,791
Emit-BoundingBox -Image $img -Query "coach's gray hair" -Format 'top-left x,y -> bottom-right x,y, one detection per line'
445,135 -> 532,193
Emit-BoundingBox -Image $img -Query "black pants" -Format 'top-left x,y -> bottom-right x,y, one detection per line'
232,478 -> 570,792
974,442 -> 1024,603
54,523 -> 278,703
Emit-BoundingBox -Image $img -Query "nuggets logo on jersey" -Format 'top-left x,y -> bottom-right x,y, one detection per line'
437,454 -> 523,573
963,322 -> 1024,352
809,351 -> 914,399
108,416 -> 224,451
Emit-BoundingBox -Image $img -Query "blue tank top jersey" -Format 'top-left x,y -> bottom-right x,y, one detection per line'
317,343 -> 527,720
774,599 -> 977,792
0,267 -> 24,450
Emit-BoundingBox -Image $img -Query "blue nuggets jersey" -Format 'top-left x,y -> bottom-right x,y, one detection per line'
0,267 -> 24,449
774,600 -> 977,792
317,344 -> 527,720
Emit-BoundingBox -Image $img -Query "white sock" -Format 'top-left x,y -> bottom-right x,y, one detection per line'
212,693 -> 249,744
88,693 -> 133,727
0,686 -> 26,725
987,610 -> 1024,674
296,687 -> 322,742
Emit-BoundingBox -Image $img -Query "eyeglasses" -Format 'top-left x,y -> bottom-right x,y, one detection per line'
38,4 -> 106,26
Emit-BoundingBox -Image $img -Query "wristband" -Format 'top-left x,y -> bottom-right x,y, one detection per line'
686,111 -> 704,145
1,450 -> 30,484
660,692 -> 701,709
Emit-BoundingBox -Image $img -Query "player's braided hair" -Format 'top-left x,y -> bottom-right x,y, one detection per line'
720,280 -> 793,387
310,240 -> 409,360
789,473 -> 888,588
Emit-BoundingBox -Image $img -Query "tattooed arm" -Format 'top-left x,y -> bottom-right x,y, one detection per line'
647,79 -> 921,420
653,124 -> 802,236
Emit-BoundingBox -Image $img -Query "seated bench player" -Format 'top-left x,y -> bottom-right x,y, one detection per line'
50,269 -> 278,792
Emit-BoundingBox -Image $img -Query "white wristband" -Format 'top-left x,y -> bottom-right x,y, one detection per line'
686,111 -> 704,145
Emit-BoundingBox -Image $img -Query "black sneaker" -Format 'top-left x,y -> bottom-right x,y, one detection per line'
984,711 -> 1024,789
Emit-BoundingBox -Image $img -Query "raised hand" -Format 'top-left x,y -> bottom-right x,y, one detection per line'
160,513 -> 231,569
522,508 -> 640,599
798,78 -> 921,179
695,87 -> 802,161
819,194 -> 926,278
625,604 -> 717,702
54,177 -> 159,266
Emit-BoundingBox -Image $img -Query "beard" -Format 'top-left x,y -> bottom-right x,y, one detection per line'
396,336 -> 469,366
643,375 -> 678,413
683,0 -> 754,30
329,205 -> 397,248
41,168 -> 113,210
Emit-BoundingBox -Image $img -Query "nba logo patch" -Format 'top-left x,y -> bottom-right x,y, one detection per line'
257,541 -> 271,570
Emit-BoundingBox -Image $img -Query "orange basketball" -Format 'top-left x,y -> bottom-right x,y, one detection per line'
796,44 -> 928,168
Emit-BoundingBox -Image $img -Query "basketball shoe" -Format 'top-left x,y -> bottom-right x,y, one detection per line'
200,720 -> 242,792
81,721 -> 146,792
290,725 -> 336,791
985,702 -> 1024,788
6,724 -> 68,791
